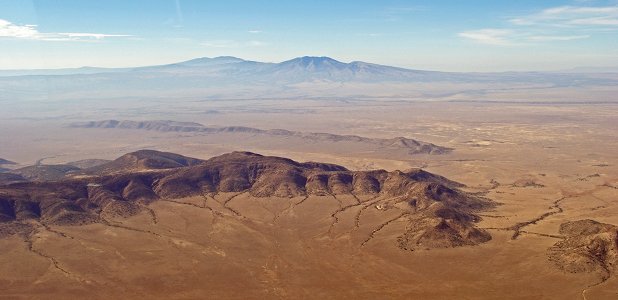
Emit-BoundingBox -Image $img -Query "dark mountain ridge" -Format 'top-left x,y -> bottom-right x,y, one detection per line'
0,150 -> 491,249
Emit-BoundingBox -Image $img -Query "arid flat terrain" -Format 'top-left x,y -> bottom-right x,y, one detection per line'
0,99 -> 616,299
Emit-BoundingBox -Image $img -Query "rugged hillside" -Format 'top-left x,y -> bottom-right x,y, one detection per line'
549,219 -> 618,280
70,120 -> 453,155
0,150 -> 490,249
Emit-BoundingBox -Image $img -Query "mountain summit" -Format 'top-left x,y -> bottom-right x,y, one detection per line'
278,56 -> 348,71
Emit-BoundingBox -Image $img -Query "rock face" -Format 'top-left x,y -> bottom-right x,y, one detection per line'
0,150 -> 491,249
70,120 -> 453,155
549,219 -> 618,279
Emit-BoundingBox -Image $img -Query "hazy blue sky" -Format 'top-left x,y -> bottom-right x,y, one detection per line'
1,0 -> 617,71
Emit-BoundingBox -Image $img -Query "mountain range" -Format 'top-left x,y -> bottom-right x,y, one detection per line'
1,56 -> 617,102
0,56 -> 441,79
0,150 -> 492,250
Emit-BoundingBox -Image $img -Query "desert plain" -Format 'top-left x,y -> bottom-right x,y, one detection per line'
0,97 -> 616,299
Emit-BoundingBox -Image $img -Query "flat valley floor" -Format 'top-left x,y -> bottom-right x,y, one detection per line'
1,100 -> 617,299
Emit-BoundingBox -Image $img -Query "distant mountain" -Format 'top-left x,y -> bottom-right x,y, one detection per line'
261,56 -> 436,82
70,119 -> 453,155
9,164 -> 80,181
173,56 -> 247,67
80,149 -> 204,176
0,56 -> 253,77
559,66 -> 618,73
0,159 -> 16,165
1,56 -> 617,102
0,173 -> 27,185
0,66 -> 128,77
5,150 -> 204,181
66,159 -> 111,169
0,56 -> 417,79
0,159 -> 16,173
72,120 -> 204,131
279,56 -> 347,70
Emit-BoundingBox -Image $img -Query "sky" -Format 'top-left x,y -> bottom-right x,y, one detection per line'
1,0 -> 617,71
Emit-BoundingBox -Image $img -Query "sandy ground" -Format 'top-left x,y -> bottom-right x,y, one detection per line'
0,100 -> 617,298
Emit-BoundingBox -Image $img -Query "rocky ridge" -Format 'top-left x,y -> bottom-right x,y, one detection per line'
0,150 -> 490,250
